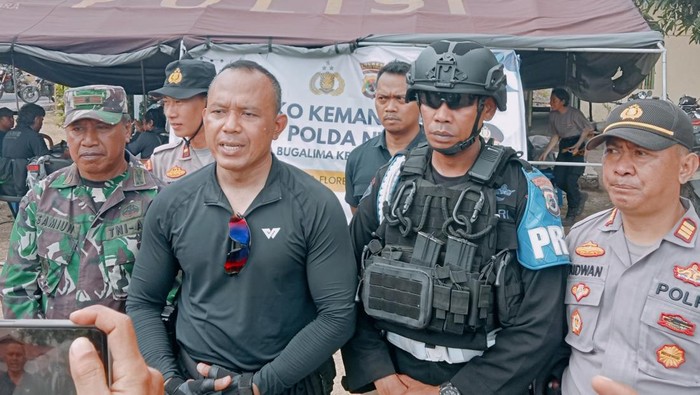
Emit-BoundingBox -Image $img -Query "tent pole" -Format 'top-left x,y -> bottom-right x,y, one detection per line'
659,42 -> 668,101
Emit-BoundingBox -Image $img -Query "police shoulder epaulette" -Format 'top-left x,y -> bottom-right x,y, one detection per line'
152,139 -> 182,155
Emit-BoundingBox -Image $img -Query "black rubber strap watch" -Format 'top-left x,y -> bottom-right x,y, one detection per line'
236,373 -> 254,395
439,382 -> 462,395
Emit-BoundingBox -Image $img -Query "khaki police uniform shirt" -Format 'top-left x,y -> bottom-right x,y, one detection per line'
562,201 -> 700,394
147,139 -> 213,184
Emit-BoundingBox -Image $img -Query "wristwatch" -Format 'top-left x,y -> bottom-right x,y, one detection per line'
439,382 -> 462,395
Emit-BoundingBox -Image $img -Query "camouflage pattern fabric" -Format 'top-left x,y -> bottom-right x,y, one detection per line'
63,85 -> 128,127
0,156 -> 161,319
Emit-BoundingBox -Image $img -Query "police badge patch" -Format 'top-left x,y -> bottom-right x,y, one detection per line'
531,175 -> 560,217
571,309 -> 583,335
673,263 -> 700,287
575,241 -> 605,257
658,313 -> 696,336
166,165 -> 187,179
571,283 -> 591,302
656,344 -> 686,369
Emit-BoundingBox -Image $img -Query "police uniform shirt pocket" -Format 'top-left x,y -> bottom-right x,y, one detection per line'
102,218 -> 142,300
638,292 -> 700,385
565,279 -> 605,352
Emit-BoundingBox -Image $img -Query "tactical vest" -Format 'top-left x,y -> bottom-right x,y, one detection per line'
361,142 -> 524,350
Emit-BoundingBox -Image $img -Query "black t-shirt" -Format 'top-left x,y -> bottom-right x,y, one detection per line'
127,156 -> 357,394
127,130 -> 163,159
1,125 -> 49,159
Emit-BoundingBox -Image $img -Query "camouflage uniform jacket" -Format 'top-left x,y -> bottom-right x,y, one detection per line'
0,155 -> 161,319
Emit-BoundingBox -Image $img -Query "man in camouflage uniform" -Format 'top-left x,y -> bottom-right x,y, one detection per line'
146,59 -> 216,183
0,85 -> 161,319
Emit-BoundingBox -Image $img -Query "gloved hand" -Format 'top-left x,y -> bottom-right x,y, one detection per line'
165,377 -> 218,395
202,365 -> 254,395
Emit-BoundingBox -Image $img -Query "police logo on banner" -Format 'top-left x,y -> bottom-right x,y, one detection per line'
360,61 -> 383,99
310,61 -> 345,96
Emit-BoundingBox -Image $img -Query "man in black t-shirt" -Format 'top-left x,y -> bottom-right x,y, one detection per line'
1,103 -> 49,159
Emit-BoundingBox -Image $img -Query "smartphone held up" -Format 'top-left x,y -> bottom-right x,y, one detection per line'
0,320 -> 108,395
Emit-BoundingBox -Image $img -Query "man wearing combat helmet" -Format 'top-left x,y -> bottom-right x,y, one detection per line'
342,41 -> 569,395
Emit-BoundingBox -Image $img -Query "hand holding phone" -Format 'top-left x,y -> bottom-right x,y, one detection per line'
69,305 -> 164,395
0,319 -> 109,395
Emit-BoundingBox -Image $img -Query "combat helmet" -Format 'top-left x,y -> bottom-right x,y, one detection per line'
406,41 -> 507,155
406,40 -> 507,111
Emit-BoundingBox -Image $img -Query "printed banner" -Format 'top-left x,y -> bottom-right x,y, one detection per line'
197,46 -> 526,219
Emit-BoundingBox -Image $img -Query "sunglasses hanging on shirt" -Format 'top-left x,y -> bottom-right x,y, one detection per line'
225,213 -> 251,276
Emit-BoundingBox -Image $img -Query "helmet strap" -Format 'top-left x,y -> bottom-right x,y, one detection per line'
433,97 -> 486,156
183,120 -> 204,148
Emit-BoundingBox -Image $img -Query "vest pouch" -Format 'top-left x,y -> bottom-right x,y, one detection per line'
362,256 -> 433,330
495,253 -> 523,328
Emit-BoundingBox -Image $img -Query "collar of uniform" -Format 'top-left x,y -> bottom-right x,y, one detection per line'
373,128 -> 426,151
406,126 -> 427,150
51,153 -> 159,191
202,154 -> 282,210
372,130 -> 389,150
121,154 -> 162,191
598,200 -> 699,248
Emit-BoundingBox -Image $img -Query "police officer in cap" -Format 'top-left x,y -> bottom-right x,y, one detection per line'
562,99 -> 700,394
342,41 -> 569,395
147,59 -> 216,183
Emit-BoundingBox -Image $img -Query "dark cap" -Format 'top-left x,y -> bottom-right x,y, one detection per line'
0,107 -> 17,117
587,99 -> 695,151
149,59 -> 216,100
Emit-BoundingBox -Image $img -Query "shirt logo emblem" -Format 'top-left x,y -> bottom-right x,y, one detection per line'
571,283 -> 591,302
620,104 -> 643,120
262,228 -> 280,240
121,202 -> 142,220
656,344 -> 686,369
495,184 -> 515,202
571,309 -> 583,336
168,67 -> 183,85
674,263 -> 700,287
658,313 -> 696,336
166,165 -> 186,179
575,241 -> 605,257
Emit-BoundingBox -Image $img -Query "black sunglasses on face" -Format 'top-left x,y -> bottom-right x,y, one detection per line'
418,91 -> 478,110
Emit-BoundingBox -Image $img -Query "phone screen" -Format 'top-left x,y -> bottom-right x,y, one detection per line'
0,320 -> 108,395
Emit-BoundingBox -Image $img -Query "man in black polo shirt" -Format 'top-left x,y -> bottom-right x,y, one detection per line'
1,103 -> 49,159
345,61 -> 424,213
127,60 -> 357,395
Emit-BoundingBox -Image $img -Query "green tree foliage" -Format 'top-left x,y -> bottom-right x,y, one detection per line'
635,0 -> 700,43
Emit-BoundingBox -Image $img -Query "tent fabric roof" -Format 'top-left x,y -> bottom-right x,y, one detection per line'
0,0 -> 663,101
